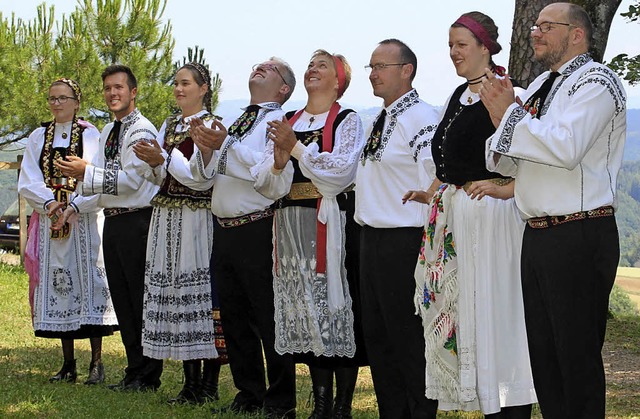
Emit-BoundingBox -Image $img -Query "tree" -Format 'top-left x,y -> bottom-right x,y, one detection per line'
0,0 -> 175,149
508,0 -> 622,87
608,1 -> 640,85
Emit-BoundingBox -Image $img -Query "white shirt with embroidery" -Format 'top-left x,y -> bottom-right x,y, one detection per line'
194,102 -> 292,219
487,54 -> 627,219
355,89 -> 439,228
81,108 -> 160,209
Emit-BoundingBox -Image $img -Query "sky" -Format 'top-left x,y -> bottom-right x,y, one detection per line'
2,0 -> 639,109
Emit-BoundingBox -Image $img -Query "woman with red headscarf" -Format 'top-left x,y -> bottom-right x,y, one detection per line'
407,12 -> 537,418
253,49 -> 367,418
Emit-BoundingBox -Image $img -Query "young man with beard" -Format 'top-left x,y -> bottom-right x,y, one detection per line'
481,3 -> 626,418
57,65 -> 163,391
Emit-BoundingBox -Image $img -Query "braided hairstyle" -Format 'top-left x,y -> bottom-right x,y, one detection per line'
180,62 -> 213,113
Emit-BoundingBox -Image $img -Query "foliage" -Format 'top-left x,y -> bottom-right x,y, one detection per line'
0,0 -> 185,149
616,161 -> 640,267
610,284 -> 640,316
509,0 -> 622,87
608,1 -> 640,85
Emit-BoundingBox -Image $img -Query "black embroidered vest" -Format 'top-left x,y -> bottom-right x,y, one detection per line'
280,109 -> 354,210
431,84 -> 509,186
151,114 -> 214,210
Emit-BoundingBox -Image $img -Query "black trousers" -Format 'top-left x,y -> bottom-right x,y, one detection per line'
212,216 -> 296,411
103,208 -> 162,384
359,226 -> 438,419
521,216 -> 618,419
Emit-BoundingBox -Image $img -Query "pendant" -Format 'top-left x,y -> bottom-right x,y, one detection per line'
309,116 -> 315,128
61,132 -> 68,139
467,96 -> 473,104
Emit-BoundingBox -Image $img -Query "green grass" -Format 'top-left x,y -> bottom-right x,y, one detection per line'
1,263 -> 638,418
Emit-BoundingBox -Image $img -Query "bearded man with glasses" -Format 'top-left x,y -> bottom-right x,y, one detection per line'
481,3 -> 626,418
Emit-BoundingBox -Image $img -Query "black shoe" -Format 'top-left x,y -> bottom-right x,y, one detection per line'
211,400 -> 261,415
49,359 -> 77,383
84,361 -> 105,385
107,374 -> 135,390
264,407 -> 297,419
122,378 -> 160,392
168,387 -> 201,404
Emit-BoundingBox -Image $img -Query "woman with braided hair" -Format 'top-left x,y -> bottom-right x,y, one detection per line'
133,62 -> 226,404
19,77 -> 118,385
407,11 -> 536,418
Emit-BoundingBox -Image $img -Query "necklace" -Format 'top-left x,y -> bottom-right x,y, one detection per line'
466,73 -> 485,85
308,116 -> 315,128
61,132 -> 68,139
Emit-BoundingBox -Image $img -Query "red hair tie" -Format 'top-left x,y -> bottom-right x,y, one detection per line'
333,56 -> 346,98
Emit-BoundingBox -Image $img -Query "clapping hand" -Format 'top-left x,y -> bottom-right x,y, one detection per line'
133,139 -> 165,167
191,118 -> 227,165
478,68 -> 517,128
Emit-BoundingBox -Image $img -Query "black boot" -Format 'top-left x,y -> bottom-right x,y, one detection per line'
168,360 -> 202,404
485,404 -> 533,419
84,360 -> 105,385
201,359 -> 220,403
333,367 -> 358,419
49,359 -> 77,383
308,366 -> 333,419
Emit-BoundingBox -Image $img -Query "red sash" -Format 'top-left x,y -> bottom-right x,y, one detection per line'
287,102 -> 341,274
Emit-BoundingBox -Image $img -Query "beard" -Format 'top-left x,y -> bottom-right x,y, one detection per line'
535,35 -> 570,69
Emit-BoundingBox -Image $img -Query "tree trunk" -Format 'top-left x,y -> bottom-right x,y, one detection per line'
508,0 -> 622,88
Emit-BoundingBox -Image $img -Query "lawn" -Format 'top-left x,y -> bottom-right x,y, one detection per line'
1,263 -> 638,418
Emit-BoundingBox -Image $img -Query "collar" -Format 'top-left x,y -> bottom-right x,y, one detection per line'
555,53 -> 592,78
384,89 -> 420,117
243,102 -> 282,111
119,108 -> 141,124
175,110 -> 209,131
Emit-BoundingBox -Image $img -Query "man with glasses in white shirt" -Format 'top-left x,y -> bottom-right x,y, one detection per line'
481,3 -> 626,418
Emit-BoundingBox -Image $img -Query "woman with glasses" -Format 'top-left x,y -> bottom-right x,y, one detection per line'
406,12 -> 537,418
19,78 -> 118,385
132,62 -> 225,404
254,49 -> 366,418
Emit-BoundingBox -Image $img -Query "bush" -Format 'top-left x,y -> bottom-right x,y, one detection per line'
609,284 -> 640,316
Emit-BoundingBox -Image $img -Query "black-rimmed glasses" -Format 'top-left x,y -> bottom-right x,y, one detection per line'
47,96 -> 77,105
530,22 -> 575,33
364,63 -> 408,72
252,63 -> 288,86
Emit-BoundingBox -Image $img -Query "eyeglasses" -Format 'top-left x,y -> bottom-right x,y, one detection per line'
530,22 -> 575,33
47,96 -> 77,105
252,63 -> 288,86
364,63 -> 408,73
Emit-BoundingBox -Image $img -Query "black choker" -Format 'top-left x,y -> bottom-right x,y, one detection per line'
466,74 -> 485,85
